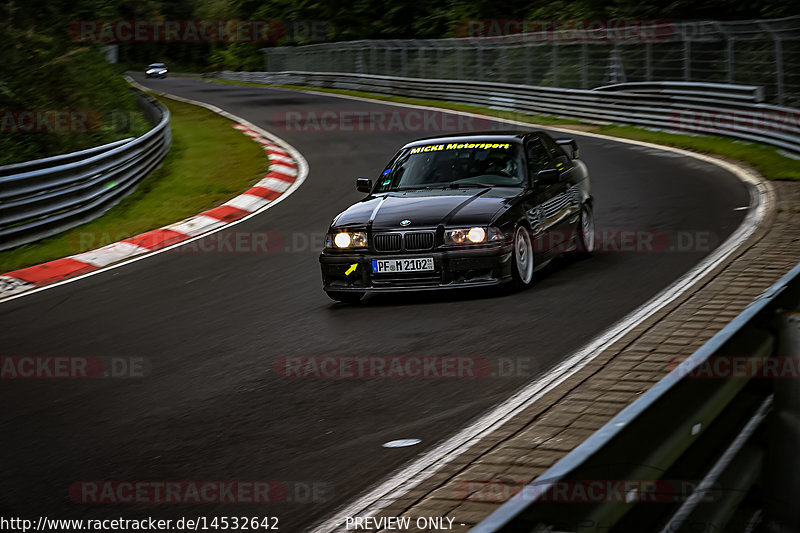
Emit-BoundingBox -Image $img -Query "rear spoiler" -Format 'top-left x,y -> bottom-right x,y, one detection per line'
556,138 -> 579,159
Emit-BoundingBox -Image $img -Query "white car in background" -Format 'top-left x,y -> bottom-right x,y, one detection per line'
145,63 -> 168,79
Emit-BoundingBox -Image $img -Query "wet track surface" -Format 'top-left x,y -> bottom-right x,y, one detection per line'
0,75 -> 750,529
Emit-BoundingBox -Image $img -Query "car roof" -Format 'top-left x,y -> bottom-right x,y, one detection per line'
148,63 -> 166,66
402,131 -> 544,149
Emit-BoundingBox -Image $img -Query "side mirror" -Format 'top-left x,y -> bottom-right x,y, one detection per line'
536,169 -> 560,185
356,178 -> 372,193
555,138 -> 579,159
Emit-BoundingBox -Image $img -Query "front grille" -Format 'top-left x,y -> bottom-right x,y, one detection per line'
374,233 -> 402,252
404,231 -> 435,251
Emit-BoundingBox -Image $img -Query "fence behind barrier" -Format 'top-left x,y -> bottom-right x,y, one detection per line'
259,16 -> 800,106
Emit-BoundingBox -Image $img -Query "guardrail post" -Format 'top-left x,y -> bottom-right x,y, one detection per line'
500,46 -> 507,84
766,310 -> 800,530
683,39 -> 692,81
774,37 -> 785,106
726,37 -> 735,83
581,43 -> 588,88
645,42 -> 653,81
357,48 -> 364,74
525,43 -> 532,86
552,42 -> 559,87
476,44 -> 484,81
611,45 -> 625,83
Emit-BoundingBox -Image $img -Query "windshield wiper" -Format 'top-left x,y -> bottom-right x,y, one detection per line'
447,183 -> 493,189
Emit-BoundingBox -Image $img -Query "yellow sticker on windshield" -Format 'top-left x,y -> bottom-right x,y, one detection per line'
409,142 -> 511,154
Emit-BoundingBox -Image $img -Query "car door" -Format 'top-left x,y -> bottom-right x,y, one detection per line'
541,135 -> 581,240
524,137 -> 568,257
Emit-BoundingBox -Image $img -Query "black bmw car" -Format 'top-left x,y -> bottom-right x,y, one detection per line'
319,131 -> 594,303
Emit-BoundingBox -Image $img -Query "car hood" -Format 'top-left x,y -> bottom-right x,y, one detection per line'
331,188 -> 519,231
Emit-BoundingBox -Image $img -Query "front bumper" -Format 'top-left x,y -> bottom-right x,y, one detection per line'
319,244 -> 514,293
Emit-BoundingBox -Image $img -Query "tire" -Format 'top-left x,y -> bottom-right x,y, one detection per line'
326,291 -> 365,304
510,225 -> 535,290
575,203 -> 596,256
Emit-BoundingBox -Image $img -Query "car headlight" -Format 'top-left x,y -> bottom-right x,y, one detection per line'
327,231 -> 367,249
146,70 -> 155,74
445,227 -> 502,245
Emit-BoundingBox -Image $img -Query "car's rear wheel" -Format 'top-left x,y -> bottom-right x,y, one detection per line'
511,225 -> 535,290
326,291 -> 365,304
576,203 -> 595,256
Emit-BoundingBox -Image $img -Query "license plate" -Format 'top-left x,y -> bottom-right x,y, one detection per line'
372,257 -> 434,273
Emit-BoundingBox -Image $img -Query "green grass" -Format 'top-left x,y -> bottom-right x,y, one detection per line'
206,77 -> 800,181
0,95 -> 267,273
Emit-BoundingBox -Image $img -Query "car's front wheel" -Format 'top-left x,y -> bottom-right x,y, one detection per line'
326,291 -> 365,304
510,225 -> 535,290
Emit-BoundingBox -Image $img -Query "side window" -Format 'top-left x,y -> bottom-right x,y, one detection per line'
375,150 -> 405,192
526,139 -> 552,176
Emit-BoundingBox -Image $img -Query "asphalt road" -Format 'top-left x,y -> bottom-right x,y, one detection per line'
0,75 -> 750,530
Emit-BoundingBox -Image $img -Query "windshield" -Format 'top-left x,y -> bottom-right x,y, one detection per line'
149,64 -> 165,68
375,141 -> 525,192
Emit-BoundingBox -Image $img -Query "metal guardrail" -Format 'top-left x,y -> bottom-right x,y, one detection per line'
470,261 -> 800,533
209,71 -> 800,156
0,92 -> 171,252
592,81 -> 766,103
